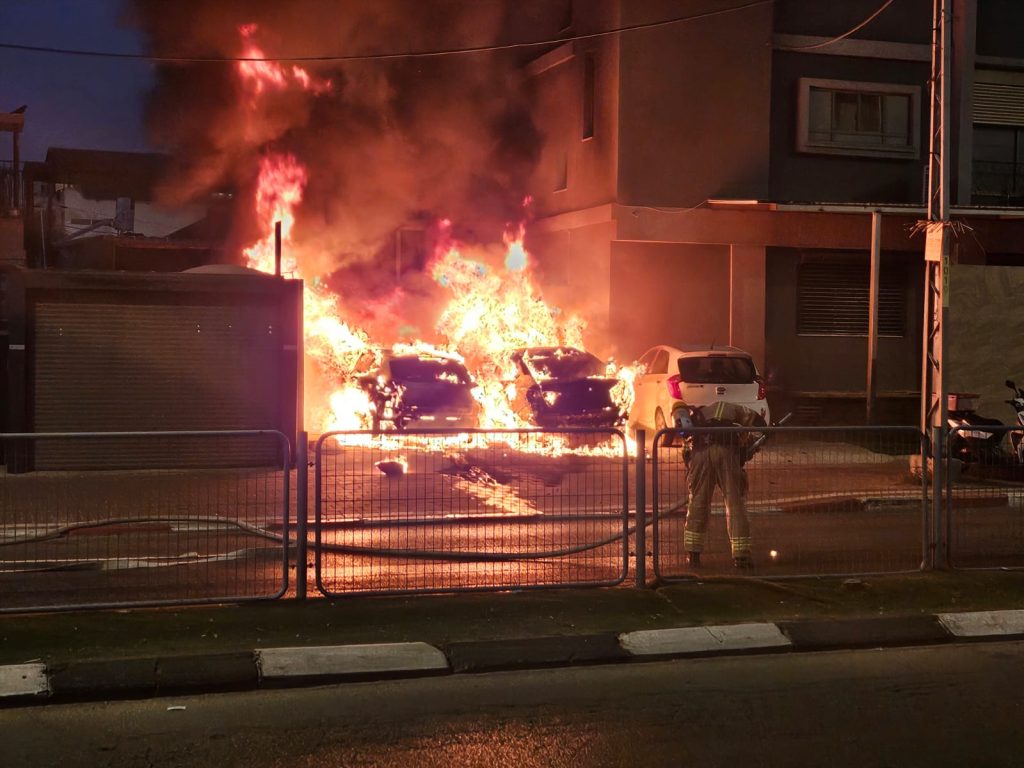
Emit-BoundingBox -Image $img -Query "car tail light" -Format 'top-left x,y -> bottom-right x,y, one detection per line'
756,376 -> 767,400
666,374 -> 683,400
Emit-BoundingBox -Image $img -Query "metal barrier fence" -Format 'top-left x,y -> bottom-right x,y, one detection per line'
651,426 -> 928,580
947,425 -> 1024,570
0,431 -> 291,613
314,429 -> 630,596
13,422 -> 1024,611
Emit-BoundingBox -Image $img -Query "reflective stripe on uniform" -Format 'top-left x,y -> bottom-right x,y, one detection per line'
683,530 -> 705,552
729,536 -> 752,556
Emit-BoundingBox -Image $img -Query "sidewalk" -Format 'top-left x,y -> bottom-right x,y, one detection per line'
3,570 -> 1024,705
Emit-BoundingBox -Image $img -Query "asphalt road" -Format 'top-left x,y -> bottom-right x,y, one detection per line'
3,641 -> 1023,767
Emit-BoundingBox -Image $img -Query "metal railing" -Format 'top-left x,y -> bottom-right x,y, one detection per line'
972,159 -> 1024,204
946,425 -> 1024,570
11,422 -> 1024,612
650,425 -> 929,581
313,428 -> 630,596
0,431 -> 292,613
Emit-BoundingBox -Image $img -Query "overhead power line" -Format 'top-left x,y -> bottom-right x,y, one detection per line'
0,0 -> 772,63
776,0 -> 899,51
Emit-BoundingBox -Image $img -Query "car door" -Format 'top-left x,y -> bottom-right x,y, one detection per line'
647,349 -> 671,424
628,348 -> 658,428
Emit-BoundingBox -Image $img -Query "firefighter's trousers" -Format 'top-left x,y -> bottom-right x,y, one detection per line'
683,443 -> 751,557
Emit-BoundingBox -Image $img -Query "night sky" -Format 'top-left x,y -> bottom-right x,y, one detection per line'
0,0 -> 153,161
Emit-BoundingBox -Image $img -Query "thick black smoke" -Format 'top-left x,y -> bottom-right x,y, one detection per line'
127,0 -> 545,280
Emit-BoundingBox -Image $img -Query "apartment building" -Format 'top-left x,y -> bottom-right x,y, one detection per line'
525,0 -> 1024,423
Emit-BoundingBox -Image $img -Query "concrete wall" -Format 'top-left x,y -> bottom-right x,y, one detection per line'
608,240 -> 731,363
616,0 -> 772,207
730,244 -> 766,370
0,218 -> 24,267
773,0 -> 932,44
526,216 -> 617,357
768,52 -> 931,204
527,4 -> 619,217
949,265 -> 1024,421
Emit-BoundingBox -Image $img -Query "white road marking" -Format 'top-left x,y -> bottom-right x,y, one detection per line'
619,623 -> 792,656
257,643 -> 449,679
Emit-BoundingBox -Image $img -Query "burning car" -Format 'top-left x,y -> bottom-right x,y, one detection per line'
508,346 -> 623,429
359,352 -> 482,432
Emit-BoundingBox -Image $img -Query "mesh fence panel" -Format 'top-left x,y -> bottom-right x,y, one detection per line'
652,426 -> 927,580
314,430 -> 629,595
0,432 -> 290,612
948,426 -> 1024,569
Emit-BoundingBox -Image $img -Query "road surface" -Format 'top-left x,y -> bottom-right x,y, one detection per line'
4,640 -> 1022,767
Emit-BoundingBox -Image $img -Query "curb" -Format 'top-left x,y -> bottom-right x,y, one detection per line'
3,610 -> 1024,705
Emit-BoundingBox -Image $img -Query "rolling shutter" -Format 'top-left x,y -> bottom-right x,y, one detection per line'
32,299 -> 282,469
797,261 -> 906,337
974,81 -> 1024,128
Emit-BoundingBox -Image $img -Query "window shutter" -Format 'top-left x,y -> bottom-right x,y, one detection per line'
974,82 -> 1024,127
797,261 -> 906,337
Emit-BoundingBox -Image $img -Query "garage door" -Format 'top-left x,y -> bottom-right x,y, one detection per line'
32,298 -> 284,469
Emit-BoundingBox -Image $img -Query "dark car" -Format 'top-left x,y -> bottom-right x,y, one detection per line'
509,346 -> 623,429
360,352 -> 481,432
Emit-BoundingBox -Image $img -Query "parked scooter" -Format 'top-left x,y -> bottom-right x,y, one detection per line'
1004,379 -> 1024,463
947,392 -> 1006,465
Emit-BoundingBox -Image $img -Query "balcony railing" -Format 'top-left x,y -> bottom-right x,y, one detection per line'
972,160 -> 1024,206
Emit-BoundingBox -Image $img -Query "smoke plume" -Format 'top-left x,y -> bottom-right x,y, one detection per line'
128,0 -> 545,305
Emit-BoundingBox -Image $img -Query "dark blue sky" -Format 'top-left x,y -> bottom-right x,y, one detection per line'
0,0 -> 153,161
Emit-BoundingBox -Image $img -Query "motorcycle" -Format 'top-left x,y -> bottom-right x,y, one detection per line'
1004,379 -> 1024,463
947,392 -> 1006,465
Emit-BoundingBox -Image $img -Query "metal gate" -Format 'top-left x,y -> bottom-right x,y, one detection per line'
313,429 -> 630,596
946,424 -> 1024,570
0,430 -> 292,613
651,425 -> 929,580
31,300 -> 283,469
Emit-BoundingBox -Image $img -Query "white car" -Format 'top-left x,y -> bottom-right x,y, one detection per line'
627,345 -> 770,444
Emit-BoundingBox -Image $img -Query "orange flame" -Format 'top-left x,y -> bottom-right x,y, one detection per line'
241,151 -> 637,452
233,26 -> 637,455
237,23 -> 331,100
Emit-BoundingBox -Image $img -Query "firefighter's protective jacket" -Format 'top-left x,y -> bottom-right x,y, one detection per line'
672,401 -> 766,463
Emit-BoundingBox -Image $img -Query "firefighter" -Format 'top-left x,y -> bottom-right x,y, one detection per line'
673,401 -> 766,569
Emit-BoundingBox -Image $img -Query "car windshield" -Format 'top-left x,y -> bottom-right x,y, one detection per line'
524,348 -> 605,380
677,355 -> 756,384
389,357 -> 471,385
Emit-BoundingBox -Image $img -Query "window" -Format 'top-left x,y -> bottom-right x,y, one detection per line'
678,356 -> 756,384
972,124 -> 1024,203
650,350 -> 669,375
971,72 -> 1024,204
637,349 -> 657,372
797,259 -> 906,337
554,150 -> 567,192
582,52 -> 595,140
559,0 -> 573,33
797,78 -> 919,159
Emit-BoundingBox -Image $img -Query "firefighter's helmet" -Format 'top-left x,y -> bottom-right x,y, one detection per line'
673,408 -> 694,430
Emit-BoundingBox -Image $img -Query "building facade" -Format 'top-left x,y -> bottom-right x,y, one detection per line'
525,0 -> 1024,423
22,147 -> 227,271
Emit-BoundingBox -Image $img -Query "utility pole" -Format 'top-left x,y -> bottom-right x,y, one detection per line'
922,0 -> 951,568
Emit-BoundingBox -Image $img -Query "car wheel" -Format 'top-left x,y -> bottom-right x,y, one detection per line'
655,408 -> 675,448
